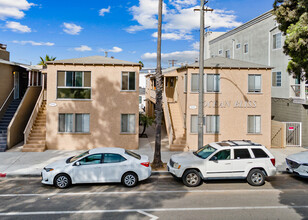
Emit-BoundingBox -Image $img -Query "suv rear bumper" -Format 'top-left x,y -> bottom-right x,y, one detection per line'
267,167 -> 277,176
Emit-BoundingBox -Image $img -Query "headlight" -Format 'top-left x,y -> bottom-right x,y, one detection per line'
173,162 -> 181,169
44,168 -> 54,172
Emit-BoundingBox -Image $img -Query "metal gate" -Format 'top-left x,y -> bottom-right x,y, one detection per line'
285,122 -> 302,147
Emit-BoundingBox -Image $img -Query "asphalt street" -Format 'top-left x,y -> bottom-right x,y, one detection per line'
0,174 -> 307,220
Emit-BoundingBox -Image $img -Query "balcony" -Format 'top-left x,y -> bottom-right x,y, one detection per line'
150,89 -> 156,100
290,84 -> 308,104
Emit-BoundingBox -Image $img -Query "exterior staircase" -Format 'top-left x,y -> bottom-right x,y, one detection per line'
0,99 -> 21,152
22,101 -> 46,152
168,102 -> 187,151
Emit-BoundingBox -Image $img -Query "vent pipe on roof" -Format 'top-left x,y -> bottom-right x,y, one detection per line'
111,56 -> 114,59
105,51 -> 108,57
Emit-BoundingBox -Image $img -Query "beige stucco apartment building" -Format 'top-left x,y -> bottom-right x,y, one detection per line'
44,56 -> 141,150
146,57 -> 272,151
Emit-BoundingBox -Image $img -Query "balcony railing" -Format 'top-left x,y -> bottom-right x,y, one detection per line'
150,89 -> 156,100
290,84 -> 308,101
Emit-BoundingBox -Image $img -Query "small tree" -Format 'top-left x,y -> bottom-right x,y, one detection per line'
38,55 -> 56,67
139,113 -> 155,137
273,0 -> 308,78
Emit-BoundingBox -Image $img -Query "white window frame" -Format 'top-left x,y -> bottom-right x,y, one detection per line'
206,74 -> 220,93
56,71 -> 92,100
248,74 -> 262,93
244,43 -> 249,54
191,73 -> 199,93
236,43 -> 241,49
225,50 -> 230,58
272,71 -> 282,87
205,115 -> 220,134
121,72 -> 136,91
273,33 -> 282,50
184,74 -> 187,93
247,115 -> 261,134
58,113 -> 90,133
218,49 -> 223,55
121,114 -> 136,134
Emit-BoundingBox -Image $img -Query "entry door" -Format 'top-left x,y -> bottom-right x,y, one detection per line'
286,122 -> 301,146
205,149 -> 233,178
72,154 -> 103,183
14,71 -> 19,99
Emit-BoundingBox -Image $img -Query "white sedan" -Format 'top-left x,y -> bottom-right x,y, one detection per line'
41,147 -> 151,188
286,151 -> 308,178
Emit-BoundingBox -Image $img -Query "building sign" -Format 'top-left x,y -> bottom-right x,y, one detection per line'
204,100 -> 257,108
288,126 -> 294,131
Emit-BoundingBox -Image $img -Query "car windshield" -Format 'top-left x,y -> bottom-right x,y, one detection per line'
125,150 -> 141,160
69,150 -> 89,163
193,145 -> 216,159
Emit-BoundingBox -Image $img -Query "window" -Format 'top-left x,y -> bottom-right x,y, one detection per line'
236,43 -> 241,49
248,74 -> 261,93
191,73 -> 199,92
234,149 -> 251,159
225,50 -> 230,58
244,44 -> 248,53
139,96 -> 142,104
206,74 -> 220,92
205,115 -> 220,134
59,113 -> 90,133
103,154 -> 126,163
121,114 -> 136,133
273,33 -> 282,49
184,74 -> 187,93
195,145 -> 217,159
252,148 -> 269,158
211,150 -> 230,160
218,49 -> 222,55
248,115 -> 261,134
272,71 -> 281,87
122,72 -> 136,91
165,78 -> 169,87
78,154 -> 102,165
125,150 -> 141,160
170,78 -> 174,87
191,115 -> 198,133
57,71 -> 91,99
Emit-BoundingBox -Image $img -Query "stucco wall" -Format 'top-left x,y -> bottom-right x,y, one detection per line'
46,64 -> 139,150
184,67 -> 271,150
0,63 -> 14,108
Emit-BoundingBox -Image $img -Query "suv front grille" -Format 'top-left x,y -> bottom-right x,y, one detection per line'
286,159 -> 300,169
169,159 -> 175,168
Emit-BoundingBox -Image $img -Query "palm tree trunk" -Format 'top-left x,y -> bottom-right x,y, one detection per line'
152,0 -> 164,168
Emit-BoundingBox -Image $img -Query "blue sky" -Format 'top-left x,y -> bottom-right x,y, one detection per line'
0,0 -> 274,68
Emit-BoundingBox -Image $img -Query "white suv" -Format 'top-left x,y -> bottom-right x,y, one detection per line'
167,140 -> 276,187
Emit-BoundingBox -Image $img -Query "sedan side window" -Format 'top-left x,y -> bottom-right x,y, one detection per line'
78,154 -> 102,165
103,154 -> 126,163
211,150 -> 230,160
234,149 -> 251,159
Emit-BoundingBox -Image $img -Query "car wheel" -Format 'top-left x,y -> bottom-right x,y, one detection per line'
54,174 -> 71,189
182,169 -> 202,187
122,172 -> 138,187
247,169 -> 265,186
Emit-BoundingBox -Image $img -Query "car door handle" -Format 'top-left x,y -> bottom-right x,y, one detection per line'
225,163 -> 231,165
247,162 -> 253,164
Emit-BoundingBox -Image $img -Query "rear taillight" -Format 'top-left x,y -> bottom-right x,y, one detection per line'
270,158 -> 276,166
141,162 -> 150,167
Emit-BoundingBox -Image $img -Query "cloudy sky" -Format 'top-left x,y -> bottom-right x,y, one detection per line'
0,0 -> 273,67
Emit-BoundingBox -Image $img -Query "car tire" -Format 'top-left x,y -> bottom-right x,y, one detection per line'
122,172 -> 138,187
54,174 -> 71,189
247,169 -> 265,186
182,169 -> 202,187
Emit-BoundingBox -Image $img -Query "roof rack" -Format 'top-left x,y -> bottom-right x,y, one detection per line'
224,140 -> 262,146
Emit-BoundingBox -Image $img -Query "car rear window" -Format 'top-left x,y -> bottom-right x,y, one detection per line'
252,148 -> 269,158
125,150 -> 141,160
234,149 -> 251,159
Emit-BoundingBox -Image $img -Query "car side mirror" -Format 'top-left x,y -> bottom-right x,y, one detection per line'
75,162 -> 80,166
210,156 -> 218,161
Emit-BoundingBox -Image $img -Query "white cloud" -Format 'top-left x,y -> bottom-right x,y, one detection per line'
127,0 -> 242,40
99,46 -> 123,53
99,6 -> 110,16
63,22 -> 83,35
5,21 -> 31,33
108,46 -> 123,53
74,45 -> 92,52
142,50 -> 198,65
192,41 -> 199,50
152,31 -> 192,40
0,0 -> 35,20
12,40 -> 54,46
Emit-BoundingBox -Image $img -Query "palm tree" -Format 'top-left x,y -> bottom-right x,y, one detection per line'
38,55 -> 56,67
139,113 -> 155,137
152,0 -> 164,168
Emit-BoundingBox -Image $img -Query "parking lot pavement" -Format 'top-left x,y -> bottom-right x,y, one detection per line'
0,174 -> 307,220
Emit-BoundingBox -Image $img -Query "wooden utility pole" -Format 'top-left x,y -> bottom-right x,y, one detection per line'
153,0 -> 164,168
